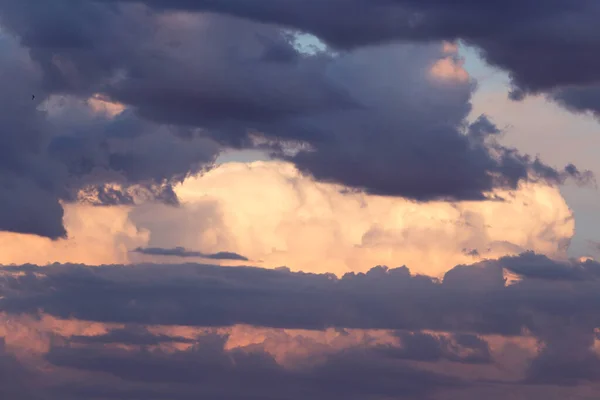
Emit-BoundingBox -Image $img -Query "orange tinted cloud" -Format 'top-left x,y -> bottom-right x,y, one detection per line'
0,160 -> 575,277
442,41 -> 459,54
87,94 -> 126,118
0,312 -> 537,386
0,204 -> 148,265
430,56 -> 470,82
129,161 -> 574,277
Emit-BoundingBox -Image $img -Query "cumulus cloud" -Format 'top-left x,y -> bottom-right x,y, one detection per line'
90,0 -> 600,96
0,337 -> 36,399
0,28 -> 220,238
0,160 -> 574,274
552,85 -> 600,119
0,2 -> 596,399
39,331 -> 463,400
0,203 -> 148,265
2,253 -> 600,334
0,2 -> 585,230
1,253 -> 600,398
130,161 -> 575,276
73,0 -> 600,120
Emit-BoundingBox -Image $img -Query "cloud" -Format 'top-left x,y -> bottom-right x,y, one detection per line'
552,85 -> 600,119
0,160 -> 573,274
44,332 -> 463,400
133,246 -> 249,261
380,331 -> 492,364
2,253 -> 600,395
3,253 -> 600,336
0,338 -> 37,399
131,160 -> 575,276
0,316 -> 467,399
0,28 -> 220,238
69,325 -> 196,346
0,3 -> 598,398
1,253 -> 600,398
74,1 -> 595,87
0,203 -> 148,266
497,252 -> 600,282
0,3 -> 585,217
74,0 -> 600,117
0,313 -> 476,400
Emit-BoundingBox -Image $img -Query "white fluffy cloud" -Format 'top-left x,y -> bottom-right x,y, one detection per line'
130,160 -> 574,276
0,204 -> 148,266
0,160 -> 574,276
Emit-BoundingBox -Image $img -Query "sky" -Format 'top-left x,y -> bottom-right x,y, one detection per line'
2,1 -> 600,399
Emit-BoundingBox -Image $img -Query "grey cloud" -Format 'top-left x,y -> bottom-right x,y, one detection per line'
381,331 -> 492,364
0,338 -> 38,399
70,325 -> 196,346
0,33 -> 68,238
524,312 -> 600,386
0,2 -> 355,126
552,85 -> 600,118
48,107 -> 220,198
3,254 -> 600,336
2,254 -> 600,397
0,323 -> 467,400
91,0 -> 600,89
0,2 -> 586,209
75,325 -> 490,366
44,332 -> 462,400
496,252 -> 600,281
134,246 -> 249,261
89,0 -> 600,115
0,29 -> 220,238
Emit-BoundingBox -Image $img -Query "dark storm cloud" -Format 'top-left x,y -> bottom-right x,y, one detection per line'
526,325 -> 600,386
134,246 -> 249,261
497,252 -> 600,282
0,1 -> 587,213
0,338 -> 38,399
552,85 -> 600,117
91,0 -> 600,112
3,253 -> 600,336
0,34 -> 69,238
89,1 -> 599,85
0,1 -> 356,127
0,29 -> 220,238
44,332 -> 462,400
0,324 -> 467,400
380,331 -> 492,364
3,255 -> 600,397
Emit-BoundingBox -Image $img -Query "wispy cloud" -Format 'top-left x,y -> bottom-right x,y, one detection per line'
133,246 -> 249,261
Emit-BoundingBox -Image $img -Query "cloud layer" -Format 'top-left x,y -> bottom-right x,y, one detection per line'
0,2 -> 590,238
84,0 -> 600,125
3,253 -> 599,333
133,161 -> 575,276
2,253 -> 600,398
0,28 -> 220,238
0,160 -> 575,276
89,0 -> 600,102
0,2 -> 599,399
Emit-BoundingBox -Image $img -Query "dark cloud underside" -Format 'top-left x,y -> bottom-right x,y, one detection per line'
3,253 -> 600,334
0,0 -> 588,238
89,0 -> 600,113
133,246 -> 249,261
2,253 -> 600,398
